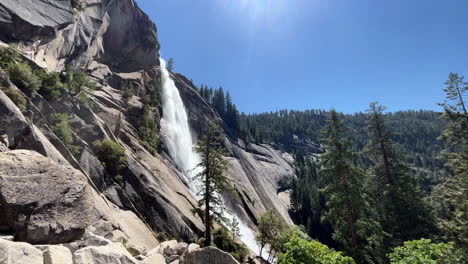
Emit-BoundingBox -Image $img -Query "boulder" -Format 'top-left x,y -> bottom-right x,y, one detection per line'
73,243 -> 139,264
80,232 -> 112,248
37,245 -> 73,264
141,252 -> 165,264
166,255 -> 179,263
0,238 -> 44,264
180,246 -> 240,264
0,150 -> 94,244
186,243 -> 200,253
158,240 -> 180,256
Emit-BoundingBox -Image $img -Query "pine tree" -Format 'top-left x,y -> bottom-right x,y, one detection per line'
167,58 -> 174,72
212,87 -> 226,118
320,110 -> 384,263
432,73 -> 468,260
193,125 -> 234,246
366,102 -> 434,247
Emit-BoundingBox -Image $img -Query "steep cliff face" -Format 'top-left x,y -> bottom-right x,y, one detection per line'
0,0 -> 295,250
0,0 -> 159,72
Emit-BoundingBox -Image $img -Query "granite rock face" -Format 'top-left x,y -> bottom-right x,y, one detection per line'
179,246 -> 240,264
0,0 -> 159,72
0,150 -> 94,244
0,0 -> 297,251
0,238 -> 44,264
73,243 -> 139,264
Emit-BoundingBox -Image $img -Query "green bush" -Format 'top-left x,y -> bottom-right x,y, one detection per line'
0,46 -> 21,69
156,232 -> 169,242
388,239 -> 463,264
94,139 -> 126,176
50,113 -> 80,154
139,104 -> 160,154
277,235 -> 355,264
63,67 -> 96,102
36,70 -> 63,101
212,227 -> 248,262
7,62 -> 40,96
3,88 -> 26,112
121,80 -> 134,103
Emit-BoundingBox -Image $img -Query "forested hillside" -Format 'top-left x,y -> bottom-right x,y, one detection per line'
195,75 -> 467,264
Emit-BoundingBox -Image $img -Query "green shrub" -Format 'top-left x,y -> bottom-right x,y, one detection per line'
94,139 -> 126,176
212,227 -> 248,262
63,67 -> 96,102
0,46 -> 21,69
277,235 -> 355,264
50,113 -> 80,154
121,80 -> 134,103
388,239 -> 463,264
3,88 -> 26,111
139,104 -> 160,154
7,62 -> 40,96
36,70 -> 63,101
156,232 -> 169,242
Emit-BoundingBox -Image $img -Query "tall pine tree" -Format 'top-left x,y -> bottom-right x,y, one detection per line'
366,102 -> 434,248
193,125 -> 234,246
432,73 -> 468,260
320,110 -> 384,263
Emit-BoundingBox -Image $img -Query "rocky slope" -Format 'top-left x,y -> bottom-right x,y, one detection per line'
0,0 -> 295,255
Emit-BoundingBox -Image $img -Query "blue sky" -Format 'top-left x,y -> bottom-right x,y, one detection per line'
137,0 -> 468,114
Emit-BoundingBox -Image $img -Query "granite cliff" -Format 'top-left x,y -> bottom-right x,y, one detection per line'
0,0 -> 295,257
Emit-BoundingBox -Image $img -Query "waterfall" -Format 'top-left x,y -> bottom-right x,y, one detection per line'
160,58 -> 200,180
159,58 -> 262,256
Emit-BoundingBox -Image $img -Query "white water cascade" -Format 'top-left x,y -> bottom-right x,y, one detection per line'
159,58 -> 261,256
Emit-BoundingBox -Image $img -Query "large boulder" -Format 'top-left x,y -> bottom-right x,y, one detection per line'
37,245 -> 73,264
0,150 -> 94,244
180,246 -> 240,264
141,252 -> 165,264
73,243 -> 139,264
0,238 -> 44,264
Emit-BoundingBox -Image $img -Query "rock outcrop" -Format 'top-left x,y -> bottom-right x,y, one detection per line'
37,245 -> 74,264
0,238 -> 44,264
0,0 -> 159,72
0,0 -> 296,253
180,246 -> 240,264
0,150 -> 94,244
73,243 -> 139,264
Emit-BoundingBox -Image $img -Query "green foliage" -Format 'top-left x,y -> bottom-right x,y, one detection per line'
94,139 -> 126,177
118,237 -> 139,257
277,235 -> 355,264
193,125 -> 234,246
366,102 -> 435,248
320,110 -> 385,263
3,88 -> 26,112
139,101 -> 160,154
255,210 -> 288,261
50,113 -> 80,154
7,62 -> 40,96
167,58 -> 174,71
239,110 -> 447,190
226,217 -> 241,241
36,70 -> 63,101
212,227 -> 248,262
63,67 -> 95,101
198,85 -> 240,132
431,73 -> 468,260
121,80 -> 134,103
0,46 -> 21,69
387,239 -> 463,264
156,232 -> 169,242
289,153 -> 333,245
